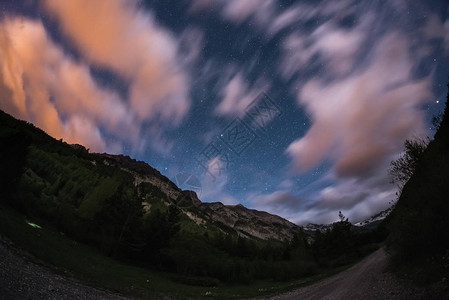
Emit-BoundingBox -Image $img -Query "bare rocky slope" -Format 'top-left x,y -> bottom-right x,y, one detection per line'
100,153 -> 299,241
100,153 -> 388,241
199,202 -> 298,240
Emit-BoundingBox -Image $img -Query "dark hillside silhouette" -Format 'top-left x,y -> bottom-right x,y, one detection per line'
386,82 -> 449,283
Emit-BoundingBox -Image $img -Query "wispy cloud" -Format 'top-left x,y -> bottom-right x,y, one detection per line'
188,0 -> 275,27
215,71 -> 269,117
43,0 -> 192,124
248,190 -> 305,220
442,11 -> 449,55
276,32 -> 433,223
286,33 -> 431,176
0,1 -> 199,154
199,163 -> 238,205
246,1 -> 442,224
297,171 -> 397,224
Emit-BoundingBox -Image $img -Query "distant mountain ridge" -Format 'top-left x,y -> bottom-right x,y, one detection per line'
98,146 -> 391,240
304,206 -> 393,234
97,152 -> 299,241
354,206 -> 393,229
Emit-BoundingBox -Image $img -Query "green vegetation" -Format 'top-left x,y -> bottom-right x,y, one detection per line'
389,138 -> 428,189
0,204 -> 363,299
312,212 -> 385,268
0,108 -> 383,298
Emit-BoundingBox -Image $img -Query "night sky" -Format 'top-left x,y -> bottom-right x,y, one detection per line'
1,0 -> 448,224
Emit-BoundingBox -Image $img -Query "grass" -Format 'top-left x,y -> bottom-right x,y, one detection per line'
0,204 -> 374,299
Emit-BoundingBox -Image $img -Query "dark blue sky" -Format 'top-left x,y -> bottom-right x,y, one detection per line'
0,0 -> 448,224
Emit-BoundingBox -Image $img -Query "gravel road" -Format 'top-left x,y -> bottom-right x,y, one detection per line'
0,238 -> 125,300
261,248 -> 447,300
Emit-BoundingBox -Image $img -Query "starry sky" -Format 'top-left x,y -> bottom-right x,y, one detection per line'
0,0 -> 448,224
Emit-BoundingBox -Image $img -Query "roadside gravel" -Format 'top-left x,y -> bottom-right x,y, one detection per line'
0,237 -> 126,300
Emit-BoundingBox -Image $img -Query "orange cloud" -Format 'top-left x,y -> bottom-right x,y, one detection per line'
0,25 -> 27,117
43,0 -> 191,123
0,17 -> 137,152
1,0 -> 195,154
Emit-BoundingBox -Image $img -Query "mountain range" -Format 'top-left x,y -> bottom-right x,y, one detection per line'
0,108 -> 387,247
61,141 -> 387,241
97,151 -> 299,241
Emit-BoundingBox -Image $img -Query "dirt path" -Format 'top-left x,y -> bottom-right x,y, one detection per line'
261,249 -> 444,300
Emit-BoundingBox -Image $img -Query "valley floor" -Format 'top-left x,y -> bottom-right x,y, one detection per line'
1,237 -> 447,300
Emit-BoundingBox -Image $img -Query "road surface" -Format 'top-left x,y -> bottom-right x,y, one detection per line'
261,248 -> 445,300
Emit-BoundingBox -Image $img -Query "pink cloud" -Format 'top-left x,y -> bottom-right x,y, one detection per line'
222,0 -> 275,25
286,33 -> 431,178
280,19 -> 365,80
422,13 -> 446,41
199,165 -> 238,205
248,191 -> 304,219
188,0 -> 275,30
187,0 -> 215,13
297,172 -> 397,225
248,169 -> 397,225
445,13 -> 449,56
215,72 -> 269,117
268,6 -> 302,35
312,23 -> 364,75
